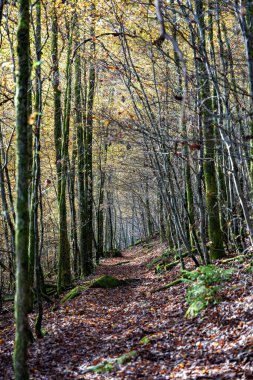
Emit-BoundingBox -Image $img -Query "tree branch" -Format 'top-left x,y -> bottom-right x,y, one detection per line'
72,32 -> 138,60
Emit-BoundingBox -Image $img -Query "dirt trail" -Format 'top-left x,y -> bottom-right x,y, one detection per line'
1,241 -> 253,379
30,242 -> 172,380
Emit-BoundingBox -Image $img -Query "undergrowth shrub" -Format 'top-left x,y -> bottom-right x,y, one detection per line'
182,265 -> 234,318
146,249 -> 172,269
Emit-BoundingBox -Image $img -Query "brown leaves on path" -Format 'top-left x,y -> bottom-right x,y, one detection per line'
1,240 -> 253,379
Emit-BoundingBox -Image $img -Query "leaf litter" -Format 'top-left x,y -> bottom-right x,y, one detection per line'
1,239 -> 253,379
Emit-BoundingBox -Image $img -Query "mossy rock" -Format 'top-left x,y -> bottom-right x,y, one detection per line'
61,275 -> 125,303
91,275 -> 124,288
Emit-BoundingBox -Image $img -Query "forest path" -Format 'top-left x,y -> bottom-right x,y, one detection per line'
28,240 -> 178,380
1,240 -> 253,379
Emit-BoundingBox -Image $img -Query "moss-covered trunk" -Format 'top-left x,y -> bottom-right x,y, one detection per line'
195,0 -> 224,259
13,0 -> 31,378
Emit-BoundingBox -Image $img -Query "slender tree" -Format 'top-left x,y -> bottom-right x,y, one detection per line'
57,19 -> 73,291
51,7 -> 72,291
195,0 -> 225,259
13,0 -> 32,378
83,4 -> 96,274
75,30 -> 86,275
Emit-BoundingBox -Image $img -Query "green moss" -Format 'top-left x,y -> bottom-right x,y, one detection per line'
221,253 -> 253,263
61,286 -> 81,303
116,351 -> 137,364
44,283 -> 57,296
134,239 -> 142,246
147,251 -> 188,271
139,336 -> 150,345
61,275 -> 125,303
151,278 -> 183,293
92,275 -> 124,288
163,260 -> 180,271
82,350 -> 138,374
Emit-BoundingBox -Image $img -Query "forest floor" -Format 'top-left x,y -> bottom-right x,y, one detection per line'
1,239 -> 253,379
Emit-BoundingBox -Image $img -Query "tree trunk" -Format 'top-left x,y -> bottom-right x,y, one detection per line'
13,0 -> 32,378
83,9 -> 96,274
195,0 -> 225,259
57,20 -> 73,291
51,8 -> 71,291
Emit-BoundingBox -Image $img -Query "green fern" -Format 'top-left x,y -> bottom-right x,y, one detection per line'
183,265 -> 233,318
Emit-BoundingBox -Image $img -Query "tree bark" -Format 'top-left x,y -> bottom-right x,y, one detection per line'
195,0 -> 225,259
13,0 -> 32,378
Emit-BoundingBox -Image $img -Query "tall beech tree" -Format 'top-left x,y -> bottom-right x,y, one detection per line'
13,0 -> 32,378
194,0 -> 225,259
